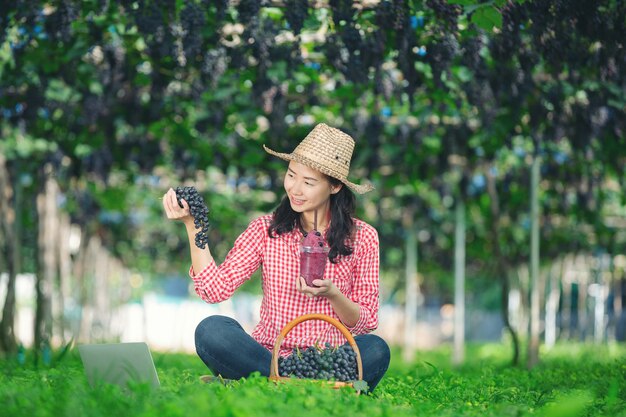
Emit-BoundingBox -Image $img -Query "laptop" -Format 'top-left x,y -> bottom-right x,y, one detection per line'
78,342 -> 161,390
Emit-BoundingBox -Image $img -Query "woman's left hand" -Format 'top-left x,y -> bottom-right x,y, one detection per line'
296,277 -> 339,299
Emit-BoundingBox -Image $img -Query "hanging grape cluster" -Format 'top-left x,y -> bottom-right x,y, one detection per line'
180,2 -> 206,62
425,0 -> 461,29
45,0 -> 78,42
284,0 -> 308,35
278,343 -> 358,382
175,186 -> 210,249
236,0 -> 261,26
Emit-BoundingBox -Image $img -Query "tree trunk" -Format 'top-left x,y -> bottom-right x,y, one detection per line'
545,257 -> 563,349
94,243 -> 111,340
561,255 -> 573,340
517,264 -> 530,338
592,253 -> 609,344
79,235 -> 110,342
72,229 -> 89,342
577,255 -> 590,341
56,213 -> 72,344
527,153 -> 541,369
486,164 -> 520,365
453,197 -> 465,366
77,236 -> 98,342
613,266 -> 623,341
0,154 -> 18,354
35,166 -> 58,350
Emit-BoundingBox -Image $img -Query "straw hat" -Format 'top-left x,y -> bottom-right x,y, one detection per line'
263,123 -> 374,194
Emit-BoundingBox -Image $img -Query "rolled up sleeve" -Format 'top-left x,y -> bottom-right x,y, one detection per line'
344,228 -> 380,334
189,217 -> 266,303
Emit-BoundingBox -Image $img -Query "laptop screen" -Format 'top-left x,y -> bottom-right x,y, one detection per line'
78,342 -> 160,390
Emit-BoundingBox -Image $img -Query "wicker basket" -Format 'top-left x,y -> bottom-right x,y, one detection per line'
268,313 -> 364,392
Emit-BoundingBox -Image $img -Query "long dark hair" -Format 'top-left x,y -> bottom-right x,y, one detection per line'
268,177 -> 356,263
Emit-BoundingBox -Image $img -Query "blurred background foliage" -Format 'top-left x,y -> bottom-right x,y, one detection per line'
0,0 -> 625,356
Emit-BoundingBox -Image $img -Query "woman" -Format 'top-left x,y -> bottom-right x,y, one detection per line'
162,123 -> 390,392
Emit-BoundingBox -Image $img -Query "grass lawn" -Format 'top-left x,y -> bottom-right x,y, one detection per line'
1,343 -> 624,417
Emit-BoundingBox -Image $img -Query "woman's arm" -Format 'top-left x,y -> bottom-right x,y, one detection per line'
296,225 -> 380,331
162,187 -> 264,303
297,277 -> 360,327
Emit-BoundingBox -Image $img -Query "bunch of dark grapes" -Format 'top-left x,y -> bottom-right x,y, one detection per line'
133,2 -> 164,38
374,0 -> 394,29
181,2 -> 206,61
425,0 -> 461,29
202,0 -> 228,23
236,0 -> 260,26
340,26 -> 362,55
175,186 -> 210,249
202,47 -> 227,85
284,0 -> 308,35
278,342 -> 358,382
391,0 -> 407,31
45,0 -> 78,42
491,2 -> 525,62
330,0 -> 355,26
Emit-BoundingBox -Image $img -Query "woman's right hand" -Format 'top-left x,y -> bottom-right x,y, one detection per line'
162,188 -> 193,222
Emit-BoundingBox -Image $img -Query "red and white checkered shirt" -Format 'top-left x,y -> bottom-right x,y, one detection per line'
190,214 -> 380,356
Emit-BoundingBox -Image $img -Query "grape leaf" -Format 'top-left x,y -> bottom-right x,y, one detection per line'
471,6 -> 503,30
352,380 -> 369,393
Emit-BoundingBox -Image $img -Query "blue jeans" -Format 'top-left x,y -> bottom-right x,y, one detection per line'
195,315 -> 390,393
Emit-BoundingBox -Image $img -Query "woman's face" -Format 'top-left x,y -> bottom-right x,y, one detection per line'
284,161 -> 341,214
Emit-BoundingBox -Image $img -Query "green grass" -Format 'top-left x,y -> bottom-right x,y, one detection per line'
1,343 -> 625,417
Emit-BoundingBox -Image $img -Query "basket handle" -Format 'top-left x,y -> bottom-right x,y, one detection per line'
269,313 -> 364,381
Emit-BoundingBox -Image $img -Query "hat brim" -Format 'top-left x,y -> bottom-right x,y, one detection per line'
263,145 -> 374,194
